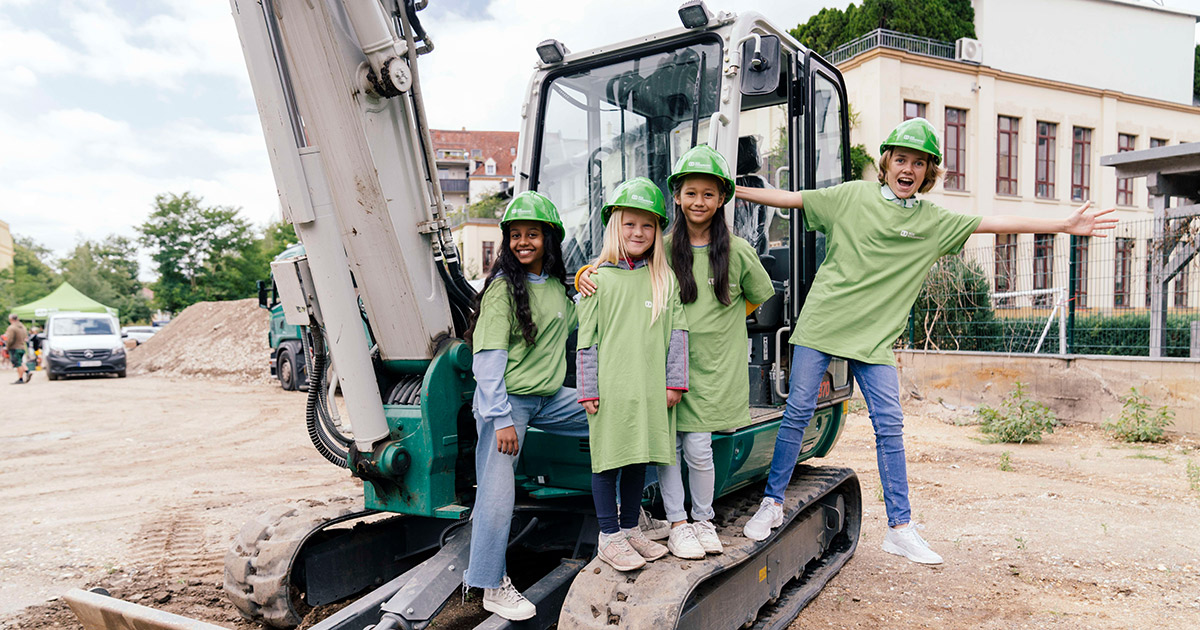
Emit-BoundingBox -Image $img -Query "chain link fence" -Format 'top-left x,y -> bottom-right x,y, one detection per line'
903,217 -> 1200,357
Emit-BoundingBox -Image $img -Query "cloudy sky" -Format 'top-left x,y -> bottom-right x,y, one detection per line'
2,0 -> 1199,272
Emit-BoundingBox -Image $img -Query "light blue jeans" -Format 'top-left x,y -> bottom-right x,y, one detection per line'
464,386 -> 589,589
657,432 -> 716,523
765,345 -> 911,527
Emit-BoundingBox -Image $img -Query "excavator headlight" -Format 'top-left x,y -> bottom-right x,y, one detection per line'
678,1 -> 712,29
536,39 -> 569,65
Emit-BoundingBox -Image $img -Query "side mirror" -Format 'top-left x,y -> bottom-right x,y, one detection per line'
121,332 -> 129,338
740,34 -> 781,96
257,280 -> 269,309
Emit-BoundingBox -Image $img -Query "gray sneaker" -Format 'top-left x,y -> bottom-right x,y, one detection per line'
743,498 -> 784,541
597,532 -> 646,571
693,520 -> 723,554
482,575 -> 536,621
623,527 -> 668,561
882,523 -> 943,565
638,507 -> 671,541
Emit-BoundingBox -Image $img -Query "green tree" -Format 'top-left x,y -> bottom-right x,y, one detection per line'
138,192 -> 256,312
59,236 -> 152,324
0,237 -> 60,315
791,0 -> 975,55
1193,44 -> 1199,99
463,192 -> 508,219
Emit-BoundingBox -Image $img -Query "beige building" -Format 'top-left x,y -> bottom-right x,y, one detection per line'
831,0 -> 1200,312
451,217 -> 502,282
0,219 -> 13,272
431,129 -> 519,212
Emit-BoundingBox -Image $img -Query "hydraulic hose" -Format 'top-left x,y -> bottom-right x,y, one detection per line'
300,325 -> 353,447
305,325 -> 350,468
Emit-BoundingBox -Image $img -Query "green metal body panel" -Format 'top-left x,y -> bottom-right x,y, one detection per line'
362,341 -> 474,517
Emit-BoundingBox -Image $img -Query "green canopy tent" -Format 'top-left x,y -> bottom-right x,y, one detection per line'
10,282 -> 119,322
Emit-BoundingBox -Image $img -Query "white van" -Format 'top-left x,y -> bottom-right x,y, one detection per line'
44,312 -> 127,380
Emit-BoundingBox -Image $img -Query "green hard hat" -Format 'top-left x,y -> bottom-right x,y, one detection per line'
501,190 -> 564,238
880,117 -> 942,165
601,177 -> 669,227
667,144 -> 734,197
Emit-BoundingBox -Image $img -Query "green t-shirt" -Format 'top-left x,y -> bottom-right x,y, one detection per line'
792,181 -> 981,365
472,276 -> 576,396
674,236 -> 775,432
576,266 -> 687,472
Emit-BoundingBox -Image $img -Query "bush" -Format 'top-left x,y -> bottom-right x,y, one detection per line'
1104,387 -> 1173,443
977,381 -> 1058,444
909,255 -> 1000,351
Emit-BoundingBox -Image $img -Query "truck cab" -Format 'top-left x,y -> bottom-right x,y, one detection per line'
259,243 -> 309,391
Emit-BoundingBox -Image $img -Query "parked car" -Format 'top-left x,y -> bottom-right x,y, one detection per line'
44,312 -> 126,380
121,325 -> 157,345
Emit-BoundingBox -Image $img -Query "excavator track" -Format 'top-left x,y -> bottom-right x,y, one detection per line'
224,497 -> 363,627
558,465 -> 860,630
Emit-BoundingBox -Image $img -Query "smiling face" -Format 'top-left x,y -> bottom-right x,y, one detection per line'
673,174 -> 724,232
617,207 -> 658,258
883,147 -> 931,199
507,220 -> 545,275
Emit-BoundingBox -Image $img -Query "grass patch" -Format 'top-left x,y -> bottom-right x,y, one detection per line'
999,451 -> 1014,472
1104,387 -> 1173,443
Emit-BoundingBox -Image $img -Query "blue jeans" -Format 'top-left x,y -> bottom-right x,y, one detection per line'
764,345 -> 911,527
591,464 -> 647,534
465,386 -> 589,589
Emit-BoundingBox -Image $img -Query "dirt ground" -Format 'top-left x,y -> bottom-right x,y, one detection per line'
2,370 -> 1198,630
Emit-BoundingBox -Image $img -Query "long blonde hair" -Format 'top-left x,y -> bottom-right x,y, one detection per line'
593,207 -> 674,323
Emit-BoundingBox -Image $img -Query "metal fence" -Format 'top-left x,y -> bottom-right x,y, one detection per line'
902,217 -> 1200,358
826,28 -> 957,66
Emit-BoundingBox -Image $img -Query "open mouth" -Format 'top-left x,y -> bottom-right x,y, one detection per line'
897,176 -> 914,188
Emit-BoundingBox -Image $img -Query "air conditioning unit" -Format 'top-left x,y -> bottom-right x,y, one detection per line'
955,37 -> 983,64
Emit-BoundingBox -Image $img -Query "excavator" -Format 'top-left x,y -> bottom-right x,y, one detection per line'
66,1 -> 861,629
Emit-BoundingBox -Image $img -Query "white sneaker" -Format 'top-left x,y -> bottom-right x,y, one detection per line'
743,498 -> 784,541
693,520 -> 723,554
597,532 -> 646,571
666,523 -> 705,559
639,507 -> 671,541
482,575 -> 536,621
882,523 -> 943,565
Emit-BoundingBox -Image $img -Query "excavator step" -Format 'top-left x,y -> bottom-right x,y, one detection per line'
558,465 -> 860,630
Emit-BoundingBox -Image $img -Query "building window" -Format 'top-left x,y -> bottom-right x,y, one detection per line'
944,108 -> 966,191
485,160 -> 496,176
1072,237 -> 1089,308
1071,127 -> 1092,201
1035,122 -> 1057,199
1175,266 -> 1190,308
995,234 -> 1017,307
1116,134 -> 1136,205
1150,138 -> 1167,149
997,116 -> 1019,195
903,101 -> 926,120
1115,238 -> 1134,307
481,241 -> 495,274
1033,234 -> 1054,306
471,149 -> 482,159
510,147 -> 516,155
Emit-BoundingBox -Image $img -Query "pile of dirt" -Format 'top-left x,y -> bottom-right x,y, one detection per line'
128,299 -> 273,384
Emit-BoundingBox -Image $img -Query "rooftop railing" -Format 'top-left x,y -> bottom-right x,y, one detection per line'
826,28 -> 957,66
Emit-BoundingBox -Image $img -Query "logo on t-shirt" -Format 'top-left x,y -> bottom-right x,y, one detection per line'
557,311 -> 563,319
644,300 -> 653,308
899,229 -> 926,240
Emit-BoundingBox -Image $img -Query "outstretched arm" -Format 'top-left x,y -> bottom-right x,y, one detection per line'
736,185 -> 804,209
975,201 -> 1118,237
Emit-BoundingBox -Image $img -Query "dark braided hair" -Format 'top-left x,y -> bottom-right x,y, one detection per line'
465,222 -> 569,346
670,178 -> 732,306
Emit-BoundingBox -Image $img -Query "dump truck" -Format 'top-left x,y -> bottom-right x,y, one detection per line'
258,243 -> 310,391
66,2 -> 862,629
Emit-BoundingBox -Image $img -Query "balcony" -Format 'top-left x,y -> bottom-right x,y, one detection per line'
440,178 -> 470,193
826,28 -> 956,66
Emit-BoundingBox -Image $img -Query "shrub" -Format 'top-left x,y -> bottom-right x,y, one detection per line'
1104,387 -> 1173,443
910,255 -> 1000,351
977,381 -> 1057,444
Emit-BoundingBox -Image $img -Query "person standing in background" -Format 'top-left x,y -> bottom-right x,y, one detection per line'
5,314 -> 29,385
